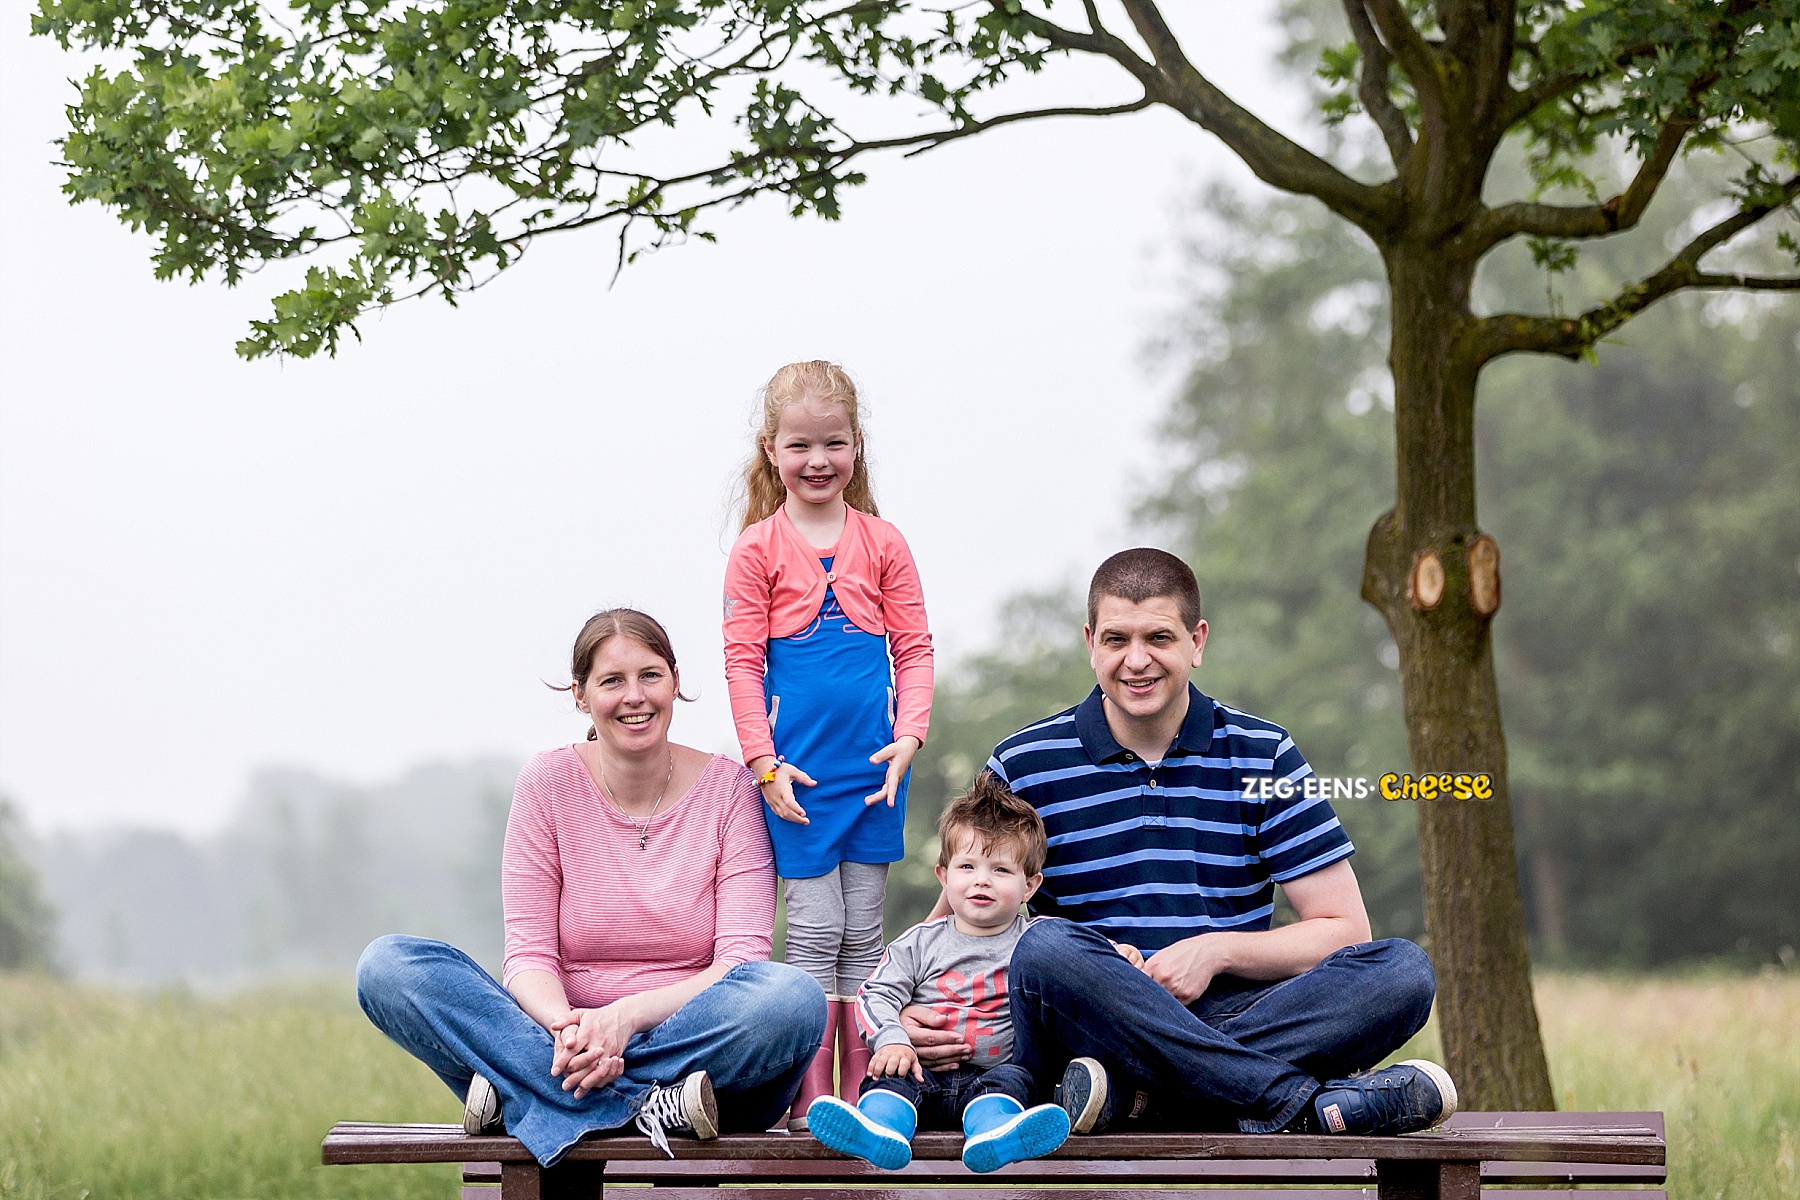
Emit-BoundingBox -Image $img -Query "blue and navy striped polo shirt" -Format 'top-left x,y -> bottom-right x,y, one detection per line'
987,684 -> 1354,953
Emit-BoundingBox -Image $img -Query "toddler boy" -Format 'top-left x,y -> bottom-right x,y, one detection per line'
806,773 -> 1069,1172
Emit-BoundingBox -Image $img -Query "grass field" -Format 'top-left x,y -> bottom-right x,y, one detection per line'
0,971 -> 1793,1200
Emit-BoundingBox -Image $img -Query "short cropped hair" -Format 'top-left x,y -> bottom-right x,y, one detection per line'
938,771 -> 1048,877
1087,547 -> 1203,631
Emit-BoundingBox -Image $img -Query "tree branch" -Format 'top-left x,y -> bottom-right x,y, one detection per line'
1466,173 -> 1800,361
1342,0 -> 1414,166
1689,272 -> 1800,290
1361,0 -> 1446,121
1093,0 -> 1395,233
1504,34 -> 1667,127
1464,114 -> 1692,250
872,97 -> 1159,158
1502,0 -> 1760,127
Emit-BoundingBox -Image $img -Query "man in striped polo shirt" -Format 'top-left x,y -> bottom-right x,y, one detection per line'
903,549 -> 1453,1138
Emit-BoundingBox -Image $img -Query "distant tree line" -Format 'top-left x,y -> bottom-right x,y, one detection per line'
0,798 -> 56,972
31,762 -> 515,984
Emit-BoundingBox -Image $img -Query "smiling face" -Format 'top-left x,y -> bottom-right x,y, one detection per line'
763,399 -> 859,511
573,636 -> 679,757
1086,593 -> 1209,724
935,828 -> 1041,936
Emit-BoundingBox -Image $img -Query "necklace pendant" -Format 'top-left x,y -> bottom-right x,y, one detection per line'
638,832 -> 649,851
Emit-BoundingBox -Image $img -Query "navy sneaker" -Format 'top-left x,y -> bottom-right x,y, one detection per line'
1311,1060 -> 1457,1136
1056,1058 -> 1113,1134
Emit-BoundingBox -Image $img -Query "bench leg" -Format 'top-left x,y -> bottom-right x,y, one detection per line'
499,1161 -> 603,1200
1375,1160 -> 1480,1200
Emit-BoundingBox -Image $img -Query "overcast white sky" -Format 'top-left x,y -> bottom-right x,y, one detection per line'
1,3 -> 1302,835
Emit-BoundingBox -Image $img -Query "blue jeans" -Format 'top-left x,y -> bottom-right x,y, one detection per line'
1009,921 -> 1436,1133
860,1062 -> 1034,1129
356,935 -> 828,1165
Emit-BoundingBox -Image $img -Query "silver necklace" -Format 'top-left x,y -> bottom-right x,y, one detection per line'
600,751 -> 675,850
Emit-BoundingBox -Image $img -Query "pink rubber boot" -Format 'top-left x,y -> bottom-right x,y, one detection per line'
836,996 -> 871,1101
787,998 -> 840,1132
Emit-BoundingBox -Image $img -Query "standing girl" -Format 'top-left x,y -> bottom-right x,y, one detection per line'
724,361 -> 934,1130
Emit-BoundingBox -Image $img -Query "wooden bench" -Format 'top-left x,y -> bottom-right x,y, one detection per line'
322,1110 -> 1665,1200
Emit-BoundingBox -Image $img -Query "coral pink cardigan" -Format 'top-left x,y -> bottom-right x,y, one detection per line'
724,506 -> 934,765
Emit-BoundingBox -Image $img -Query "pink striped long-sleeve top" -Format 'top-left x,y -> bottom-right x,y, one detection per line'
501,747 -> 776,1008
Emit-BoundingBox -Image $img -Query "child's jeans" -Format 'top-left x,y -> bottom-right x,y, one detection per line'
859,1062 -> 1034,1128
784,862 -> 889,995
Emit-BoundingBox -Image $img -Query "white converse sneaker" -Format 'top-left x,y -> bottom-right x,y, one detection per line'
463,1073 -> 503,1136
635,1070 -> 719,1157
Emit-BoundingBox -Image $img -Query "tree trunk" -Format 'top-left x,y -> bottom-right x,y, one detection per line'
1361,249 -> 1556,1111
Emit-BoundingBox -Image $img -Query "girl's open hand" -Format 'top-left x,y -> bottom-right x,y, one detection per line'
752,757 -> 816,824
865,736 -> 921,807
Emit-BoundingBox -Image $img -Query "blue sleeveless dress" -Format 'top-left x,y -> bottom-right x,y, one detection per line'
761,556 -> 909,878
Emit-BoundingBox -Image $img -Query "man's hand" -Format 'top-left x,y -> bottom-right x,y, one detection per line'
865,736 -> 921,807
1110,940 -> 1145,968
898,1005 -> 971,1071
868,1043 -> 924,1081
748,756 -> 816,824
1143,935 -> 1229,1004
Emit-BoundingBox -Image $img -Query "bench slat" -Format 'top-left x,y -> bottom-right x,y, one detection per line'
451,1114 -> 1664,1188
461,1191 -> 1666,1200
465,1159 -> 1382,1182
532,1160 -> 1663,1187
323,1123 -> 1663,1170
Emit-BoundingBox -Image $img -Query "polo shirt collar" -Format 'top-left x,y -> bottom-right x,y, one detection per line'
1074,683 -> 1219,764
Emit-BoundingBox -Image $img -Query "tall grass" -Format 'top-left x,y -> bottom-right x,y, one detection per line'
1394,973 -> 1797,1200
0,971 -> 1793,1199
0,974 -> 459,1200
1536,974 -> 1798,1200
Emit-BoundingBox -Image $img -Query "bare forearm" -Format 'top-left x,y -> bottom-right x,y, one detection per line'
611,961 -> 732,1034
508,969 -> 576,1031
1189,914 -> 1369,982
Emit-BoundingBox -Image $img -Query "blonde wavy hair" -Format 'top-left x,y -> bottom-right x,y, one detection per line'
738,360 -> 880,531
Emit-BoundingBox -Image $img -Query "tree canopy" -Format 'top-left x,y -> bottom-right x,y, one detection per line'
33,1 -> 1800,357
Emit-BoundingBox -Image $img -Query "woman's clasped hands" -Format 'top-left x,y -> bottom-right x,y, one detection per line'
549,1002 -> 635,1098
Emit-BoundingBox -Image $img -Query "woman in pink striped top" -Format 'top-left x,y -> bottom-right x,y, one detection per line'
357,610 -> 828,1167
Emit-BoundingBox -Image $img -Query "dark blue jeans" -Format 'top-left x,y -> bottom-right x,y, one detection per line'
1009,920 -> 1436,1133
860,1062 -> 1033,1129
356,935 -> 827,1165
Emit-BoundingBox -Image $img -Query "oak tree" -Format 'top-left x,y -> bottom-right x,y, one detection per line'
33,0 -> 1800,1106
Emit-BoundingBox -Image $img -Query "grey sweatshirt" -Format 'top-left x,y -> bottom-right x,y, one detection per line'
852,911 -> 1041,1066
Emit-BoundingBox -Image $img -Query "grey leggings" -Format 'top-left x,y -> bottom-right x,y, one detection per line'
783,862 -> 889,998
